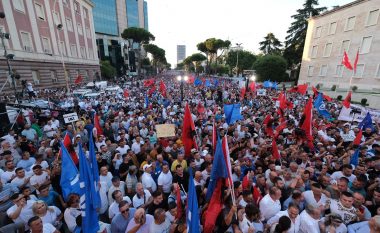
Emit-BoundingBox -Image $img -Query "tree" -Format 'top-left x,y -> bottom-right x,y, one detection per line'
100,60 -> 116,79
190,53 -> 207,74
253,55 -> 288,82
226,50 -> 256,76
144,44 -> 167,74
284,0 -> 326,80
197,38 -> 231,74
259,33 -> 282,55
121,27 -> 155,76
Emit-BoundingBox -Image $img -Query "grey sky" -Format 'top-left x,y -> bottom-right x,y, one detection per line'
146,0 -> 353,67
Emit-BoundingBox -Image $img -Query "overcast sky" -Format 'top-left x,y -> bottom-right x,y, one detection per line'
146,0 -> 353,67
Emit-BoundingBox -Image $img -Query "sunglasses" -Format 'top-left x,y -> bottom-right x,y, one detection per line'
121,208 -> 129,214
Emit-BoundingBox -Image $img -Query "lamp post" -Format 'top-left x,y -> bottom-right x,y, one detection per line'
176,75 -> 188,101
235,43 -> 242,77
0,12 -> 18,102
52,0 -> 70,93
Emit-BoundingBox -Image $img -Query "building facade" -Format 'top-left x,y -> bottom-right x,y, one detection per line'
92,0 -> 148,76
177,45 -> 186,64
299,0 -> 380,107
0,0 -> 99,94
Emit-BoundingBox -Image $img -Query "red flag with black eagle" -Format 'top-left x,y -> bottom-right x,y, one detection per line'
182,103 -> 198,157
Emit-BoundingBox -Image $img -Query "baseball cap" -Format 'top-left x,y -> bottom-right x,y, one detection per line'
143,164 -> 152,170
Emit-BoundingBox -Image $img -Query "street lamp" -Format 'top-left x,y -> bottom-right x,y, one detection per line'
177,75 -> 188,101
235,43 -> 242,77
52,0 -> 70,93
0,12 -> 18,102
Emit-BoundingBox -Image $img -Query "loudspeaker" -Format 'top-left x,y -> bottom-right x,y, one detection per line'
128,51 -> 136,72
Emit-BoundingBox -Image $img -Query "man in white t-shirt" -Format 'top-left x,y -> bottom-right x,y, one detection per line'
132,183 -> 153,209
7,193 -> 35,229
157,163 -> 172,195
299,205 -> 321,233
28,216 -> 59,233
259,186 -> 282,221
303,183 -> 329,209
126,208 -> 154,233
29,165 -> 50,192
108,190 -> 132,220
43,121 -> 58,139
116,140 -> 130,156
149,208 -> 171,233
141,164 -> 157,193
328,191 -> 358,225
11,167 -> 32,190
330,164 -> 356,183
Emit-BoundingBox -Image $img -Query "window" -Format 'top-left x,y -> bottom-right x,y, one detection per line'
88,48 -> 93,59
42,37 -> 51,53
345,16 -> 356,31
86,27 -> 91,39
307,66 -> 314,77
311,45 -> 318,58
13,0 -> 25,12
360,36 -> 373,54
354,64 -> 364,78
340,40 -> 350,54
31,71 -> 40,85
366,9 -> 379,26
20,32 -> 33,52
34,3 -> 45,20
328,22 -> 337,35
59,41 -> 66,56
315,26 -> 322,38
319,65 -> 328,77
80,47 -> 86,58
74,1 -> 80,14
77,24 -> 83,35
323,43 -> 333,57
66,18 -> 73,31
51,71 -> 57,83
71,44 -> 77,57
53,11 -> 61,25
335,65 -> 343,77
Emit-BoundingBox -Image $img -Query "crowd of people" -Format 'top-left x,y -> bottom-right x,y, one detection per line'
0,75 -> 379,233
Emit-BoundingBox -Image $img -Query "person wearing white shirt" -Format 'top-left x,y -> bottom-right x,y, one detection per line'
29,166 -> 50,193
259,187 -> 282,221
1,160 -> 16,184
107,177 -> 126,205
99,166 -> 113,189
131,137 -> 143,154
28,216 -> 59,233
303,183 -> 329,209
299,205 -> 321,233
116,141 -> 130,155
328,191 -> 358,225
239,203 -> 264,233
330,164 -> 356,183
141,164 -> 157,193
267,203 -> 300,233
133,183 -> 153,209
1,129 -> 16,146
108,190 -> 132,220
7,193 -> 35,230
43,121 -> 58,139
157,163 -> 172,195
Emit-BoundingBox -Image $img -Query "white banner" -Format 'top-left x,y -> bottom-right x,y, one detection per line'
338,104 -> 380,123
257,89 -> 267,96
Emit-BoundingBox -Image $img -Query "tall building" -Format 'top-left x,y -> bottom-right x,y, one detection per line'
299,0 -> 380,107
92,0 -> 149,76
0,0 -> 99,93
177,45 -> 186,64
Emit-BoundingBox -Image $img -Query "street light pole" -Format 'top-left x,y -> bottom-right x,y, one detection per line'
235,43 -> 242,77
0,12 -> 18,102
52,0 -> 70,93
177,75 -> 188,101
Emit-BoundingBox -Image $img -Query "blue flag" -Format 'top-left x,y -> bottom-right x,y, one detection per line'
206,135 -> 228,201
224,104 -> 243,125
89,132 -> 101,209
213,79 -> 219,87
350,148 -> 360,167
358,112 -> 374,131
59,142 -> 80,201
314,93 -> 332,119
163,99 -> 171,108
205,79 -> 211,87
78,143 -> 99,233
263,80 -> 273,88
187,169 -> 200,233
272,82 -> 278,90
145,93 -> 149,108
194,78 -> 202,86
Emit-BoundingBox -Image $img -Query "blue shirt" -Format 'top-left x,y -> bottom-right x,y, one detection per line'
17,158 -> 36,172
110,208 -> 136,233
347,221 -> 369,233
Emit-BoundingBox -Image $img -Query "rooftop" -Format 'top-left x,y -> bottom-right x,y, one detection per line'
311,0 -> 369,19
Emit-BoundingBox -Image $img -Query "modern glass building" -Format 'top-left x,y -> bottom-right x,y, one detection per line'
143,1 -> 149,30
126,0 -> 139,28
92,0 -> 118,36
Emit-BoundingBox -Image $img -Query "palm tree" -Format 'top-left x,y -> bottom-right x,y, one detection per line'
259,33 -> 282,55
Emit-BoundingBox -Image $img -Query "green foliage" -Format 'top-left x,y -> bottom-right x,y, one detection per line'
226,50 -> 256,75
196,38 -> 231,74
190,53 -> 207,63
284,0 -> 326,70
175,63 -> 184,70
121,27 -> 155,44
100,60 -> 116,79
252,55 -> 288,82
316,83 -> 321,90
144,44 -> 166,64
337,95 -> 342,101
259,33 -> 282,55
331,85 -> 337,91
141,58 -> 151,67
